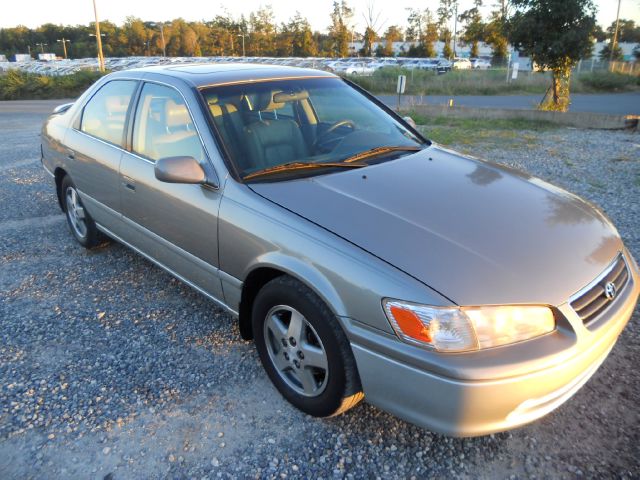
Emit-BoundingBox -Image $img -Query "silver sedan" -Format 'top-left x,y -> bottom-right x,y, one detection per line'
41,64 -> 639,436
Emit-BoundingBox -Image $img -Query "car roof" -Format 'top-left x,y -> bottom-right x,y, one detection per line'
111,63 -> 336,89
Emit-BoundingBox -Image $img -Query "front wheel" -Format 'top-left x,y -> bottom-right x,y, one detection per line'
252,276 -> 364,417
61,175 -> 101,248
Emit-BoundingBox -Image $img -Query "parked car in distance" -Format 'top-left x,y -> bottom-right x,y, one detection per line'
335,61 -> 375,76
470,57 -> 492,69
419,58 -> 452,74
452,57 -> 472,69
41,64 -> 639,437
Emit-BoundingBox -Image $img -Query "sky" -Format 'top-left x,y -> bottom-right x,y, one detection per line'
1,0 -> 639,33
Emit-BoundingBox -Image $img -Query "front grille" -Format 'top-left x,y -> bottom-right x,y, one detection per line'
570,254 -> 629,325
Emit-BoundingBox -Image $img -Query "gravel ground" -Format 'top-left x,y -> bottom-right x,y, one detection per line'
0,101 -> 639,479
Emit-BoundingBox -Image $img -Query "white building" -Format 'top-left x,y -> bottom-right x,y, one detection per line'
349,40 -> 638,62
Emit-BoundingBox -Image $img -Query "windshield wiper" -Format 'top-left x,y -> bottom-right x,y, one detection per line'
243,161 -> 366,181
341,145 -> 423,164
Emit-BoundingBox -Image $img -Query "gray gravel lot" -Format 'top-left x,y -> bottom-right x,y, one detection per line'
0,100 -> 639,479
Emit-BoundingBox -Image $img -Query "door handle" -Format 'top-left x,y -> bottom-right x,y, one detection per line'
122,176 -> 136,192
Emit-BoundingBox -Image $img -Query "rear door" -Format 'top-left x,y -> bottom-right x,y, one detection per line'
64,79 -> 139,230
118,81 -> 224,300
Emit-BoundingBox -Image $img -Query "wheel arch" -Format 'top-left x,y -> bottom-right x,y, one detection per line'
237,255 -> 348,341
54,167 -> 68,210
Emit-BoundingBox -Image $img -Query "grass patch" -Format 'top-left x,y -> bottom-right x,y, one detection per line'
410,114 -> 556,131
576,71 -> 640,93
413,114 -> 557,148
0,70 -> 106,100
348,68 -> 640,96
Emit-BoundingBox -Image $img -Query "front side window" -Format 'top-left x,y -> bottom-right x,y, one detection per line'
201,77 -> 426,181
132,82 -> 205,162
81,80 -> 137,146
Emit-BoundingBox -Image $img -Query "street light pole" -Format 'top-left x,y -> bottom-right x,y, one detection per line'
92,0 -> 106,71
57,38 -> 71,59
148,23 -> 167,57
609,0 -> 622,66
159,24 -> 166,57
453,2 -> 458,58
237,34 -> 246,57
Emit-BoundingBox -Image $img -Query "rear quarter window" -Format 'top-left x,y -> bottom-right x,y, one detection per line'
80,80 -> 138,147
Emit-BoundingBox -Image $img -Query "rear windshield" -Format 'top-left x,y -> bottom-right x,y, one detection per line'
200,77 -> 425,179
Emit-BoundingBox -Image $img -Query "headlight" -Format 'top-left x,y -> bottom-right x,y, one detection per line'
383,300 -> 555,352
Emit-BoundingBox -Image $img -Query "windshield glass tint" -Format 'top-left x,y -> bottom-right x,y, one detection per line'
201,77 -> 425,178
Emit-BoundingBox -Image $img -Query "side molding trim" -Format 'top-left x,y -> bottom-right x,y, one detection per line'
95,222 -> 239,318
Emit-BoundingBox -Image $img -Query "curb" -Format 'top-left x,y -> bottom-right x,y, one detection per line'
400,104 -> 639,130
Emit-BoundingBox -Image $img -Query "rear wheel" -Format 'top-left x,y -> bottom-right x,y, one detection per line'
252,276 -> 364,417
61,176 -> 101,248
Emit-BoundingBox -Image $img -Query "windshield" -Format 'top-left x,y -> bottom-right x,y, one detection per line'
201,77 -> 427,180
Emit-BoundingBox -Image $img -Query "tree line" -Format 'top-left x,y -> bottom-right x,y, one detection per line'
1,1 -> 637,63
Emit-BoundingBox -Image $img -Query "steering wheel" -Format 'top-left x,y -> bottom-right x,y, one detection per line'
313,120 -> 356,153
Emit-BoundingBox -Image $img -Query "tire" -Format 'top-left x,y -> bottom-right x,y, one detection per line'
61,175 -> 101,248
252,276 -> 364,417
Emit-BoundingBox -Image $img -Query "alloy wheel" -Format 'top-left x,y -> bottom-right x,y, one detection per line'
263,305 -> 329,397
65,186 -> 87,239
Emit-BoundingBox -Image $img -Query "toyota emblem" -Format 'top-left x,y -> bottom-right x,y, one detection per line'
604,282 -> 616,300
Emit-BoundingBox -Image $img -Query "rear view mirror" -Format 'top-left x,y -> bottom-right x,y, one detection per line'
154,156 -> 206,184
403,116 -> 417,129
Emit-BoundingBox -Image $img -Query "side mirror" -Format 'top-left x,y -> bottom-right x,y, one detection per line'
154,156 -> 206,184
402,116 -> 417,129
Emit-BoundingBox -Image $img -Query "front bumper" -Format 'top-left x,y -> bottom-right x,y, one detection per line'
346,250 -> 639,437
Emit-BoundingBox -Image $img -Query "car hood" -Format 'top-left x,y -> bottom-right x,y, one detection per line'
250,146 -> 622,306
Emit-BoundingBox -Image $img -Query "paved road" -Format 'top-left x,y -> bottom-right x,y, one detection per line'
378,92 -> 640,115
4,93 -> 638,117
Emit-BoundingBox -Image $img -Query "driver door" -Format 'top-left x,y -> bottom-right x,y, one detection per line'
118,81 -> 224,300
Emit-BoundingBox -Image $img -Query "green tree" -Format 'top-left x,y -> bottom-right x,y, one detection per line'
119,17 -> 149,56
360,27 -> 376,56
381,25 -> 403,57
277,13 -> 318,57
599,43 -> 623,61
329,0 -> 353,57
485,3 -> 509,65
405,8 -> 438,57
459,0 -> 484,58
249,6 -> 277,56
509,0 -> 597,112
437,0 -> 458,59
607,19 -> 640,43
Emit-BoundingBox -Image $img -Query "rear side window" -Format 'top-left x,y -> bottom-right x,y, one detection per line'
80,80 -> 137,146
132,83 -> 204,163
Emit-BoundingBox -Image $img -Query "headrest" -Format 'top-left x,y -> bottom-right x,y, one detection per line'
209,104 -> 223,117
105,95 -> 128,115
165,100 -> 191,127
254,90 -> 286,112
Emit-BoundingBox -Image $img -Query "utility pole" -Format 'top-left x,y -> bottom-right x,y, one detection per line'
27,45 -> 31,57
92,0 -> 105,71
609,0 -> 622,66
36,42 -> 48,53
453,2 -> 458,58
237,33 -> 246,57
159,24 -> 166,57
57,38 -> 71,59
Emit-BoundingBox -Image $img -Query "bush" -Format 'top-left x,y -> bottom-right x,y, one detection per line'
346,68 -> 552,95
346,67 -> 640,96
575,71 -> 640,92
0,69 -> 105,100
